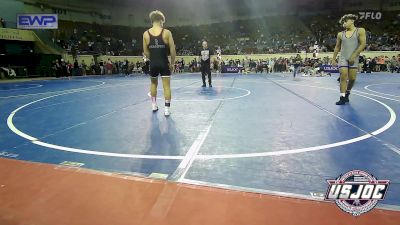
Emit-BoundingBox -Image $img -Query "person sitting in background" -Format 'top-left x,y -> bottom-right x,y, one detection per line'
142,58 -> 150,75
90,60 -> 95,75
249,60 -> 256,72
175,61 -> 180,73
398,54 -> 400,73
362,58 -> 373,73
136,61 -> 141,73
51,60 -> 57,77
359,55 -> 365,72
385,56 -> 391,72
67,61 -> 73,77
55,60 -> 62,78
292,54 -> 302,78
180,58 -> 185,73
377,56 -> 384,72
189,59 -> 196,72
114,61 -> 119,74
213,59 -> 219,73
73,60 -> 80,76
255,59 -> 263,73
269,59 -> 275,73
0,18 -> 6,28
371,57 -> 377,72
131,63 -> 137,73
389,56 -> 399,73
106,58 -> 113,75
133,62 -> 140,73
81,60 -> 87,76
60,59 -> 67,77
123,60 -> 129,75
99,60 -> 104,75
0,66 -> 16,78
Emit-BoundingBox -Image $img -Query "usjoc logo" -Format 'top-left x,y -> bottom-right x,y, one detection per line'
325,170 -> 389,216
17,14 -> 58,29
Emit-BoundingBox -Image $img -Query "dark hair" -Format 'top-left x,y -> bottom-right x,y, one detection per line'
339,14 -> 358,24
149,10 -> 165,23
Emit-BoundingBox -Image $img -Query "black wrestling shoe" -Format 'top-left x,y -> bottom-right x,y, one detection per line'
209,84 -> 212,87
202,84 -> 206,87
336,96 -> 346,105
345,92 -> 350,103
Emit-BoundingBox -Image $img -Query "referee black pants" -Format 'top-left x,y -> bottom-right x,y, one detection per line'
201,64 -> 211,85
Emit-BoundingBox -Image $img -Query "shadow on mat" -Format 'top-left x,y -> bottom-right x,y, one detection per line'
130,113 -> 183,176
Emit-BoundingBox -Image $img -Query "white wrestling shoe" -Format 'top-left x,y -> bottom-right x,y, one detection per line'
164,107 -> 171,116
152,104 -> 159,112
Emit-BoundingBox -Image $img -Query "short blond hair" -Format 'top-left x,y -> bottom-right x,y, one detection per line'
149,10 -> 165,24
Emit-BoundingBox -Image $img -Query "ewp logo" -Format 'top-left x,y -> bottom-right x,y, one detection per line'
17,14 -> 58,29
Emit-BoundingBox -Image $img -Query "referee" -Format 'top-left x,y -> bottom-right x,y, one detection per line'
200,40 -> 212,87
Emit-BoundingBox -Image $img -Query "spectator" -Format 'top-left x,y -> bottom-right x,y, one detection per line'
61,59 -> 68,77
55,60 -> 62,78
90,59 -> 95,75
81,60 -> 87,76
105,58 -> 113,75
362,58 -> 373,73
180,58 -> 185,72
0,66 -> 16,78
389,56 -> 399,73
0,18 -> 6,28
67,61 -> 73,77
123,60 -> 129,75
73,60 -> 80,76
52,13 -> 399,67
99,60 -> 104,75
